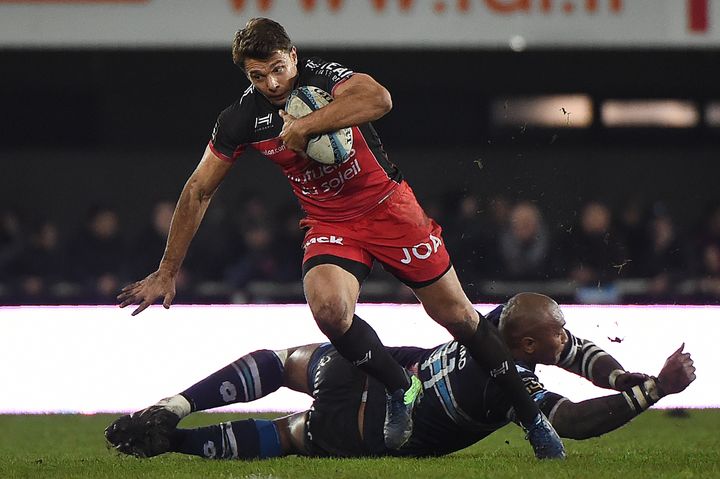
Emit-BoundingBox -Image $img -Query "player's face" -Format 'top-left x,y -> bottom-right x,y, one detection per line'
244,48 -> 298,106
531,311 -> 568,365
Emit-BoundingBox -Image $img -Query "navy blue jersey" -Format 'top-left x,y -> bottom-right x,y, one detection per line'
306,305 -> 613,458
384,304 -> 604,457
386,341 -> 564,457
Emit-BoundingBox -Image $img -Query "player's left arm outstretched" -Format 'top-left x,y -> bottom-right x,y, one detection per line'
545,344 -> 695,440
557,328 -> 652,391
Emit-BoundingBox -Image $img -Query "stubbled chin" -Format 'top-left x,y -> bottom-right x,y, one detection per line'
267,95 -> 288,106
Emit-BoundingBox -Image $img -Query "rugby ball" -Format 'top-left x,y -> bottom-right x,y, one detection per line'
285,86 -> 353,165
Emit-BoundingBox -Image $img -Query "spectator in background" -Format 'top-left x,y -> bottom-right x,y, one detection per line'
130,200 -> 192,296
487,195 -> 512,243
224,223 -> 279,302
498,201 -> 551,280
562,201 -> 628,286
235,195 -> 271,231
639,205 -> 687,300
130,201 -> 175,277
693,203 -> 720,302
698,244 -> 720,303
695,202 -> 720,252
615,196 -> 647,276
204,194 -> 273,283
184,199 -> 234,286
273,206 -> 304,283
15,220 -> 65,304
697,243 -> 720,301
69,205 -> 126,303
0,208 -> 24,287
444,194 -> 495,282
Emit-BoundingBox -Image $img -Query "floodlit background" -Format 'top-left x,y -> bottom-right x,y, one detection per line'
1,0 -> 720,306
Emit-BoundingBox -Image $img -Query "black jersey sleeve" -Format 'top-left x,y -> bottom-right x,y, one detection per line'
208,89 -> 254,162
300,57 -> 355,96
556,328 -> 626,389
484,304 -> 505,328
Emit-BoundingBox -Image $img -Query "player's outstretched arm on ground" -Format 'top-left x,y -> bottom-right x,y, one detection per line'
557,329 -> 650,391
549,344 -> 695,440
279,73 -> 391,154
117,147 -> 233,316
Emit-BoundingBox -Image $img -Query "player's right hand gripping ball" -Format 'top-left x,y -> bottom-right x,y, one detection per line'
285,86 -> 353,165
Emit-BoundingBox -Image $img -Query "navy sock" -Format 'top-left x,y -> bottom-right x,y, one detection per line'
463,313 -> 540,426
172,419 -> 283,460
330,315 -> 410,393
181,349 -> 284,412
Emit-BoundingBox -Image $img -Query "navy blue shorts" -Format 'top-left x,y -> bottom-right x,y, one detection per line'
303,344 -> 387,457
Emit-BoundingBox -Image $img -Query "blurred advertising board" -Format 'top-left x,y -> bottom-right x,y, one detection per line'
0,0 -> 717,48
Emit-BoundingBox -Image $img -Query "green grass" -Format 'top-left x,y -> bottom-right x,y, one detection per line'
1,410 -> 719,478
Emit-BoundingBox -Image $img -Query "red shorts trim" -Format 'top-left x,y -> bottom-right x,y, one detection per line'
301,182 -> 452,288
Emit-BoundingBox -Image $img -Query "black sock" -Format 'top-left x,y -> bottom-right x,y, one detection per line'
330,315 -> 410,392
172,419 -> 282,460
462,313 -> 540,426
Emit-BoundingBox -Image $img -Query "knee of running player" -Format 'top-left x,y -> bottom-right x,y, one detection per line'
427,302 -> 479,342
308,294 -> 354,339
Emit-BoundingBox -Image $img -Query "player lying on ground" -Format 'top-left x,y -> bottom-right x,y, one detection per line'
106,293 -> 696,459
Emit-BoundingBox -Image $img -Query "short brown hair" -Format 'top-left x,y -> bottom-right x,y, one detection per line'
232,18 -> 293,70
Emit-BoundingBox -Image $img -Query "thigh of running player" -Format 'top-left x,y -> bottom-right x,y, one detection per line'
364,183 -> 479,340
301,228 -> 373,339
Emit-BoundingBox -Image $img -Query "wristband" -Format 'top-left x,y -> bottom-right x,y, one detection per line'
622,378 -> 661,413
608,369 -> 626,389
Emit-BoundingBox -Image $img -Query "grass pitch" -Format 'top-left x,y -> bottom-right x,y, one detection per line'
1,410 -> 719,478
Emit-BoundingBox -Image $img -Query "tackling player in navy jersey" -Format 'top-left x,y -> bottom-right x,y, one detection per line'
117,18 -> 563,457
106,293 -> 695,460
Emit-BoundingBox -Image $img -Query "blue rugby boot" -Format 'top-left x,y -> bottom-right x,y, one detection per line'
524,412 -> 566,459
384,374 -> 423,450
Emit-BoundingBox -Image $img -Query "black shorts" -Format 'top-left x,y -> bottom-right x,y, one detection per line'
303,344 -> 388,457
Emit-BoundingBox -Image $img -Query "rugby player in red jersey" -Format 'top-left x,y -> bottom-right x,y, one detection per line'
116,18 -> 563,457
106,293 -> 696,460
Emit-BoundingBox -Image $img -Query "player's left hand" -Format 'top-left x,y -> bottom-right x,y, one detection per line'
656,343 -> 696,397
279,110 -> 309,155
613,372 -> 651,391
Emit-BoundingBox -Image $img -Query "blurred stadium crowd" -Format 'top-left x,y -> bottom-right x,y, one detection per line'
3,192 -> 720,306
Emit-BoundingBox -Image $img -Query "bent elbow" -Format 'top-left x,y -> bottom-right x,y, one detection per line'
380,87 -> 393,114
